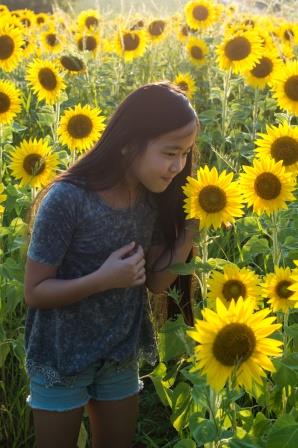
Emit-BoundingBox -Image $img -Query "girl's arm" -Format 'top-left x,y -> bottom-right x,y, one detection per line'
24,242 -> 146,309
145,223 -> 197,294
24,258 -> 107,309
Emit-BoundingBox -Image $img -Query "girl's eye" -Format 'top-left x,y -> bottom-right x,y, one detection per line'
164,148 -> 191,157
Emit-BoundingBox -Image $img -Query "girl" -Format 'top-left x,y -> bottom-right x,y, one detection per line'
24,81 -> 199,448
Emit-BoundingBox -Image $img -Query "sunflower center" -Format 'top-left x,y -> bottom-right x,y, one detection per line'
244,19 -> 255,27
85,17 -> 99,28
191,45 -> 203,59
254,172 -> 281,200
149,20 -> 165,36
198,186 -> 227,213
0,35 -> 15,60
38,68 -> 57,91
192,5 -> 209,21
78,36 -> 97,51
284,76 -> 298,101
67,114 -> 93,139
177,81 -> 189,92
251,57 -> 273,78
21,18 -> 31,27
212,323 -> 256,366
181,25 -> 189,36
224,36 -> 251,61
271,136 -> 298,166
23,154 -> 46,176
21,37 -> 30,50
222,280 -> 246,301
0,92 -> 10,113
37,17 -> 45,24
284,29 -> 294,41
130,20 -> 144,30
123,33 -> 140,51
276,280 -> 294,299
46,33 -> 59,47
60,55 -> 85,72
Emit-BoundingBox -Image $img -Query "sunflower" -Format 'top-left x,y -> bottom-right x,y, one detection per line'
9,138 -> 59,189
186,36 -> 208,66
182,166 -> 244,229
255,29 -> 275,52
0,5 -> 9,14
208,264 -> 261,310
255,122 -> 298,173
58,104 -> 105,152
277,23 -> 298,46
0,183 -> 7,213
18,9 -> 35,29
243,50 -> 282,90
147,19 -> 168,43
20,32 -> 36,59
26,59 -> 66,105
77,9 -> 101,31
184,0 -> 218,31
41,28 -> 64,54
217,30 -> 263,74
59,54 -> 86,74
271,60 -> 298,116
289,261 -> 298,302
187,297 -> 282,392
176,23 -> 193,42
174,73 -> 196,99
76,31 -> 100,55
35,12 -> 50,27
262,266 -> 297,313
239,157 -> 296,215
113,29 -> 147,62
0,23 -> 23,72
0,79 -> 21,124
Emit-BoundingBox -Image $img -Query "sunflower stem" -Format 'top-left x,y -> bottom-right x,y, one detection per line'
206,387 -> 219,448
0,123 -> 3,182
221,67 -> 231,147
200,228 -> 209,306
251,87 -> 259,143
31,186 -> 37,202
283,310 -> 289,356
227,377 -> 237,434
71,148 -> 77,166
53,101 -> 61,147
271,211 -> 281,266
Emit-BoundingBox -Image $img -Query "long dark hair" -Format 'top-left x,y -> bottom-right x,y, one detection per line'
29,81 -> 198,326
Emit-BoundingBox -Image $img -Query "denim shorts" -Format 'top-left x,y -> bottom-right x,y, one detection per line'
26,357 -> 144,412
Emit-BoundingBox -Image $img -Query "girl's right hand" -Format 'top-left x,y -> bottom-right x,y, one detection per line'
96,242 -> 146,290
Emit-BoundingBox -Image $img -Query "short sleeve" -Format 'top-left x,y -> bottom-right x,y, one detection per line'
150,215 -> 165,246
27,182 -> 80,266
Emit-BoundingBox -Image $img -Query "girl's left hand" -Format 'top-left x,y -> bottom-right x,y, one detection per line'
184,218 -> 199,237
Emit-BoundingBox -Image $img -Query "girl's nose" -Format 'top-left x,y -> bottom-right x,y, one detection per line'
170,157 -> 184,173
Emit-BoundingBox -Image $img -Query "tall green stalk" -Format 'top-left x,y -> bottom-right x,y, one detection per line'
251,87 -> 259,143
0,123 -> 4,182
271,211 -> 281,266
221,67 -> 232,140
200,228 -> 209,305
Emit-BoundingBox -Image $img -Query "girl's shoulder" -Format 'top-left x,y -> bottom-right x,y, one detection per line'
44,179 -> 87,203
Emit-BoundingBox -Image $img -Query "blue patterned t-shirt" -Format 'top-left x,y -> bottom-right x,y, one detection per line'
25,180 -> 163,387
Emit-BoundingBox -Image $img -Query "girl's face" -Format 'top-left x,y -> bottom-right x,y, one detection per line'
127,119 -> 198,193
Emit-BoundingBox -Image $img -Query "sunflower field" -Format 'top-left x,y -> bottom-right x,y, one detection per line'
1,0 -> 298,447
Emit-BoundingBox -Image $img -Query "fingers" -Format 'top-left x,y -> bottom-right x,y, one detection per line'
133,272 -> 146,285
135,258 -> 145,271
128,244 -> 144,264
